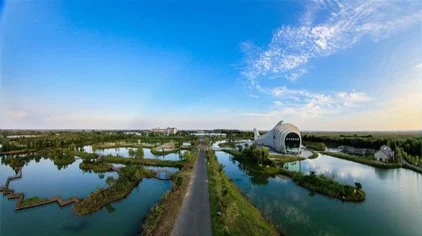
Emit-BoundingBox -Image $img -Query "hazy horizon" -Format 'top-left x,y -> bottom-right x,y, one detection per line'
1,0 -> 421,130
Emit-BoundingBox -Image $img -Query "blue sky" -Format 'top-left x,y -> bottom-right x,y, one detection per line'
1,0 -> 421,130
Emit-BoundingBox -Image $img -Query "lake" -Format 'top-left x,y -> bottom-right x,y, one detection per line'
0,155 -> 172,235
216,151 -> 422,236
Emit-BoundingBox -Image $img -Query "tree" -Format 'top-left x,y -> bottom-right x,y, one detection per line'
354,182 -> 362,190
128,149 -> 135,157
135,148 -> 144,159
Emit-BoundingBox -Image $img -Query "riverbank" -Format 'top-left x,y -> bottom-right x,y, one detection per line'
141,148 -> 198,236
207,150 -> 280,236
321,151 -> 401,169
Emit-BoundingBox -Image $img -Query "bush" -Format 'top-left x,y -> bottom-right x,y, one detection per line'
136,148 -> 144,158
305,142 -> 326,151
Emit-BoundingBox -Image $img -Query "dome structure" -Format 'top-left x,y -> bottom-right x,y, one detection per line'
253,120 -> 301,154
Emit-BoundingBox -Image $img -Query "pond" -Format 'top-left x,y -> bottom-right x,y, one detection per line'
0,155 -> 172,235
83,146 -> 186,161
216,151 -> 422,236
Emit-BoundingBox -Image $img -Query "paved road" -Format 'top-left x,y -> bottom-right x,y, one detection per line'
401,157 -> 422,173
171,141 -> 212,236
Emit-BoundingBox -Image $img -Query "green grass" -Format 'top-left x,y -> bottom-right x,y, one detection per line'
321,151 -> 401,169
79,161 -> 113,173
207,150 -> 280,236
218,142 -> 237,149
74,151 -> 100,160
20,196 -> 49,208
304,142 -> 326,151
52,156 -> 75,166
102,155 -> 184,168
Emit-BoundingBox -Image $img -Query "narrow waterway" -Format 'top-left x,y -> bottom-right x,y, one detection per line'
216,151 -> 422,236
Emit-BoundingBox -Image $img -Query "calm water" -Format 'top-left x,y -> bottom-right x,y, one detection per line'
83,146 -> 186,161
216,151 -> 422,236
0,156 -> 172,235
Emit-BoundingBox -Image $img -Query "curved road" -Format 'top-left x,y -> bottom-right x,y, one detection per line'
171,140 -> 212,236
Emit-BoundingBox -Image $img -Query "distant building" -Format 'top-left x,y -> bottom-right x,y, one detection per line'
374,145 -> 395,162
253,120 -> 301,154
151,127 -> 178,135
192,132 -> 226,137
338,146 -> 376,156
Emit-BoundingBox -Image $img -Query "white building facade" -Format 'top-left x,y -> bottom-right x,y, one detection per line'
253,121 -> 301,154
374,145 -> 395,162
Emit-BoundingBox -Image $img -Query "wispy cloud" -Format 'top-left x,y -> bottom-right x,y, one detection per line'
5,110 -> 28,120
258,85 -> 372,117
241,0 -> 422,82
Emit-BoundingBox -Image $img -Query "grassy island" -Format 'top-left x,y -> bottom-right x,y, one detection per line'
223,148 -> 302,176
279,168 -> 366,202
79,160 -> 113,173
150,147 -> 189,156
321,151 -> 401,169
207,150 -> 280,235
74,166 -> 155,215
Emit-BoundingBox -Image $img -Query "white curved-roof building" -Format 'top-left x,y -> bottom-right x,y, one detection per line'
253,121 -> 301,154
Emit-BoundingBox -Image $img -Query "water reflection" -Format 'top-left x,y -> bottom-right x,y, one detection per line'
216,151 -> 422,236
0,154 -> 173,235
83,145 -> 186,161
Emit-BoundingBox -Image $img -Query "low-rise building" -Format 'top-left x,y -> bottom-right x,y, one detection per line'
151,127 -> 178,135
338,146 -> 376,156
374,145 -> 395,162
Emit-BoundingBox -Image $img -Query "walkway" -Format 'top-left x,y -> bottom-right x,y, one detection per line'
401,157 -> 422,174
171,141 -> 212,236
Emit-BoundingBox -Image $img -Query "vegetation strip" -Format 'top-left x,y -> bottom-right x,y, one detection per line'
207,149 -> 280,235
73,166 -> 156,215
102,155 -> 184,168
321,151 -> 401,168
141,148 -> 198,236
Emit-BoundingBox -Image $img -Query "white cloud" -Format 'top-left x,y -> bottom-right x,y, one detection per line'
273,101 -> 283,106
5,110 -> 28,119
258,85 -> 372,117
241,0 -> 422,82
